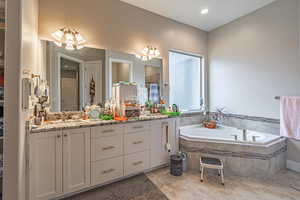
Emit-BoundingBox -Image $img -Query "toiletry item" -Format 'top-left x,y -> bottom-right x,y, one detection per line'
88,105 -> 102,120
82,111 -> 88,120
99,114 -> 113,121
172,104 -> 178,113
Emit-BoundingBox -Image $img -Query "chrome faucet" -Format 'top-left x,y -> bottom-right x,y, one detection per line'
242,129 -> 247,141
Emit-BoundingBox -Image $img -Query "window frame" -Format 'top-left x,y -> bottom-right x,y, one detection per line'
168,49 -> 206,113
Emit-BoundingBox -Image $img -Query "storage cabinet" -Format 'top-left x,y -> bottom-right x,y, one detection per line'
29,128 -> 91,200
91,125 -> 123,161
124,151 -> 149,176
91,156 -> 123,185
150,119 -> 176,168
62,128 -> 91,193
29,119 -> 176,200
29,131 -> 63,200
124,131 -> 149,154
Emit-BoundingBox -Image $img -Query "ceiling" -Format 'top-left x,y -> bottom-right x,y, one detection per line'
120,0 -> 276,31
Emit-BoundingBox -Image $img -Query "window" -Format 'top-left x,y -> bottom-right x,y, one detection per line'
169,51 -> 203,112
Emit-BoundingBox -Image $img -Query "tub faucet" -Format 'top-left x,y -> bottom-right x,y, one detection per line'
242,129 -> 247,141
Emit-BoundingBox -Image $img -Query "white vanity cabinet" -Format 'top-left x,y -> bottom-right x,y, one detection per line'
29,128 -> 91,200
29,131 -> 63,200
62,128 -> 91,193
90,125 -> 124,186
29,118 -> 177,200
150,119 -> 176,168
123,122 -> 150,176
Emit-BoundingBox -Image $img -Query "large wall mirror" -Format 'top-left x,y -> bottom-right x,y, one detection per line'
40,40 -> 163,112
145,65 -> 162,104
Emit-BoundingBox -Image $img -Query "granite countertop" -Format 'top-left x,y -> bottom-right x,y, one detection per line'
30,114 -> 171,133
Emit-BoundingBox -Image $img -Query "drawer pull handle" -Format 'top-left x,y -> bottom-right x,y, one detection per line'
133,161 -> 143,166
133,126 -> 143,129
102,168 -> 115,174
102,129 -> 115,133
133,141 -> 143,145
102,146 -> 115,151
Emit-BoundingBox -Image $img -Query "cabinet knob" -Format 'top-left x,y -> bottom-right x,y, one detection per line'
57,135 -> 61,138
64,134 -> 67,137
133,161 -> 143,166
102,146 -> 115,151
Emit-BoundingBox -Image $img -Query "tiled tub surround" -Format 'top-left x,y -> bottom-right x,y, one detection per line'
180,136 -> 287,178
211,112 -> 300,172
179,119 -> 287,178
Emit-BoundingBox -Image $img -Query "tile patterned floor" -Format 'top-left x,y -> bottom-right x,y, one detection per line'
147,168 -> 300,200
49,168 -> 300,200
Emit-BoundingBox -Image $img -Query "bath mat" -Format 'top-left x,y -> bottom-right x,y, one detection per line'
290,182 -> 300,192
62,174 -> 169,200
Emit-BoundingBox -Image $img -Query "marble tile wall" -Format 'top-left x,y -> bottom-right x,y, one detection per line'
177,112 -> 280,136
209,112 -> 280,135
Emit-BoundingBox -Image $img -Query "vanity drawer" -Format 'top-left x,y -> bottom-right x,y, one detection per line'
91,157 -> 123,186
91,134 -> 123,161
91,125 -> 124,138
125,122 -> 150,134
124,151 -> 149,176
124,131 -> 149,154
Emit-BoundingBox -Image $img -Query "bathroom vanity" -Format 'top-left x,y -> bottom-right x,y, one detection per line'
24,38 -> 177,200
28,117 -> 177,200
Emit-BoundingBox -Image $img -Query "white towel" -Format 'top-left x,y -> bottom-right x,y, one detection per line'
280,96 -> 300,140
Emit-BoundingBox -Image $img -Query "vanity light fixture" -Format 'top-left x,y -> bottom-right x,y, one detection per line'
136,46 -> 160,61
51,27 -> 86,50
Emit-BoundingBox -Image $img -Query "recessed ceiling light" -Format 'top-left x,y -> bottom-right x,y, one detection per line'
201,9 -> 209,15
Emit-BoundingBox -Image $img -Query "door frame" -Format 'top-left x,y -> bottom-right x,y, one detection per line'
57,53 -> 85,111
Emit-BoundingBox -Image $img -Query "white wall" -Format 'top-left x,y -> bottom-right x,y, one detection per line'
208,0 -> 300,119
4,0 -> 21,199
208,0 -> 300,170
4,0 -> 39,199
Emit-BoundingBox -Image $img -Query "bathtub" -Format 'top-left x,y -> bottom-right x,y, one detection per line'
180,125 -> 282,145
179,125 -> 287,178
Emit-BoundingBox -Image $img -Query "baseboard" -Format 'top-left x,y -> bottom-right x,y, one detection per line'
287,160 -> 300,173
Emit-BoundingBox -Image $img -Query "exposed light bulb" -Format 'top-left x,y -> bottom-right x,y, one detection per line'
75,33 -> 86,44
51,29 -> 64,41
54,41 -> 62,47
149,49 -> 154,55
154,49 -> 160,56
65,32 -> 74,42
65,43 -> 75,50
142,56 -> 148,61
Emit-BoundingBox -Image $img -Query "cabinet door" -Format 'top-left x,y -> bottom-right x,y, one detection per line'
150,119 -> 176,168
29,131 -> 63,200
63,128 -> 91,193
